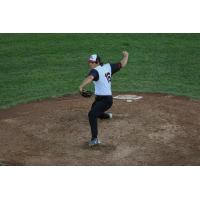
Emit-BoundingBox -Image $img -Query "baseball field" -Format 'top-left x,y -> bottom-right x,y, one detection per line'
0,33 -> 200,165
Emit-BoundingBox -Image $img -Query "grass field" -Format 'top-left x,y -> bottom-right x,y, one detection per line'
0,33 -> 200,109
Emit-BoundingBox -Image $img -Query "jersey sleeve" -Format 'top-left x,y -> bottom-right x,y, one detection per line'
110,63 -> 122,75
88,69 -> 99,81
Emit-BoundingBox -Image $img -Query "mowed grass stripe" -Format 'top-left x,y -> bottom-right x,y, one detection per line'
0,34 -> 200,108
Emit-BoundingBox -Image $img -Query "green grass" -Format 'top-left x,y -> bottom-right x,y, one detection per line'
0,34 -> 200,109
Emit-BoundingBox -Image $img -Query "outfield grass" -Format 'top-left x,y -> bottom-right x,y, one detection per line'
0,34 -> 200,108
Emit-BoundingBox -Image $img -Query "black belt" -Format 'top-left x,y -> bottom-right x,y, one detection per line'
95,95 -> 112,101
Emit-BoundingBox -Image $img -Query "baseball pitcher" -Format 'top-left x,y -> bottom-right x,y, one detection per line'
79,51 -> 129,146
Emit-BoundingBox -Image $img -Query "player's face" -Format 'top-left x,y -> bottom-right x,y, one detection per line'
88,61 -> 97,68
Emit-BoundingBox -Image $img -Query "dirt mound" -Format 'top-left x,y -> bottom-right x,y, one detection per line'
0,93 -> 200,165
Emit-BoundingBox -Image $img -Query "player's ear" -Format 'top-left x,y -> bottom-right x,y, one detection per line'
96,55 -> 101,64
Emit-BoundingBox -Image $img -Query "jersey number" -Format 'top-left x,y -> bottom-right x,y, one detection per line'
105,72 -> 111,83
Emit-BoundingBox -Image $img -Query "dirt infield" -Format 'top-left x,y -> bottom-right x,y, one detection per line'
0,93 -> 200,166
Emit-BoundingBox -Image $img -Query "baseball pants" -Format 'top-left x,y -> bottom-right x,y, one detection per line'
88,95 -> 113,140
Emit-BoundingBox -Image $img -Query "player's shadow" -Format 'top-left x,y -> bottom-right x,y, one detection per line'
81,142 -> 116,152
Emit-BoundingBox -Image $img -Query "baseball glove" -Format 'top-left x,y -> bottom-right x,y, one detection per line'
80,89 -> 93,98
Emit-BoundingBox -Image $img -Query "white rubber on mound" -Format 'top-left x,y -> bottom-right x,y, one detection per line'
114,95 -> 143,102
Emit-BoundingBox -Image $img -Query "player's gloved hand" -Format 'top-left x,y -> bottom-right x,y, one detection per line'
80,88 -> 93,98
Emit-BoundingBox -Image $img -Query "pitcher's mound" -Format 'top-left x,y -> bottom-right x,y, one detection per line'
0,93 -> 200,165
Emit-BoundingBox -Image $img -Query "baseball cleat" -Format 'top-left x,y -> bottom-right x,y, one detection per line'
107,112 -> 113,119
89,138 -> 101,146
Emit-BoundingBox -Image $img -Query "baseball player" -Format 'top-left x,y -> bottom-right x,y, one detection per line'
79,51 -> 129,146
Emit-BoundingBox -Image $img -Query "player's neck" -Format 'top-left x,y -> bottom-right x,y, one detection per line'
91,64 -> 98,69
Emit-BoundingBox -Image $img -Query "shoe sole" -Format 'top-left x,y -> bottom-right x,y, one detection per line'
107,113 -> 112,119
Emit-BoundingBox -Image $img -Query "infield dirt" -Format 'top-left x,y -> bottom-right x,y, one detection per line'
0,93 -> 200,165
